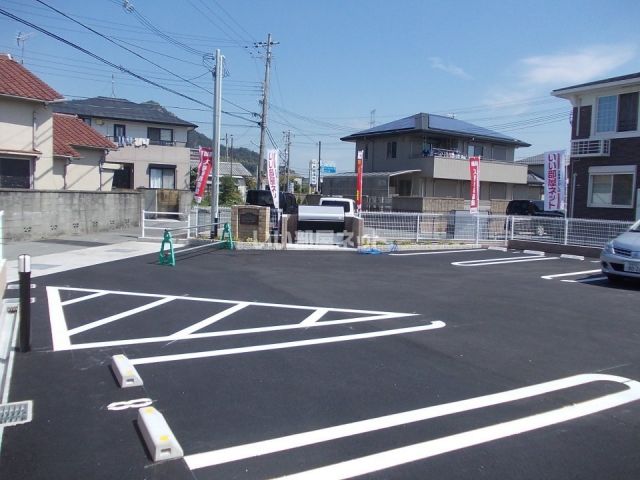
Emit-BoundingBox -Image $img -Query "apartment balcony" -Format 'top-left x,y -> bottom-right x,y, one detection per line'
570,139 -> 610,157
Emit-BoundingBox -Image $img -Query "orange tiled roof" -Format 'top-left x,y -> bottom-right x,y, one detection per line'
53,113 -> 116,158
0,54 -> 63,102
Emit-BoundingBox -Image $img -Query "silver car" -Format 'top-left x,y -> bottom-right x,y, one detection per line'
601,219 -> 640,283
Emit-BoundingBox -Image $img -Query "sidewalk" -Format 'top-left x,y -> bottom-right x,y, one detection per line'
2,228 -> 159,283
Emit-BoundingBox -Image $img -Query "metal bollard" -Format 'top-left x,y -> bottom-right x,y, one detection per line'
18,254 -> 31,353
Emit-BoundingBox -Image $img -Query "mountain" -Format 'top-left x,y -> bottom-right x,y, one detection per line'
187,130 -> 258,175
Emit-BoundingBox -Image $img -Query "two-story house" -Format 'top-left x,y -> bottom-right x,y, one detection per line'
0,54 -> 115,190
53,97 -> 198,190
336,113 -> 530,207
0,53 -> 62,189
552,73 -> 640,221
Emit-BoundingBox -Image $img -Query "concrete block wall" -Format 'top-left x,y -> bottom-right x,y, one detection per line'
0,190 -> 142,241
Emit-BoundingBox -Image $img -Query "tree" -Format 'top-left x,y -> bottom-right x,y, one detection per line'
219,176 -> 243,206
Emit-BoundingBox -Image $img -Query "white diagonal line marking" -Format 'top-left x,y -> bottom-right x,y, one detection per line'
130,321 -> 446,366
300,308 -> 329,326
61,291 -> 108,306
169,302 -> 250,338
67,297 -> 175,336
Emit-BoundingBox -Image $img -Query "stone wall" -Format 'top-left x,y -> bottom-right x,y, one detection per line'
0,190 -> 141,241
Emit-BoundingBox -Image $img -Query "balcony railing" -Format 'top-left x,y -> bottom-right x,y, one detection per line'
571,139 -> 610,157
107,136 -> 185,148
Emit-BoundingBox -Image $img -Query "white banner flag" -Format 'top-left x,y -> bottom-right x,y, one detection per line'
544,150 -> 565,211
267,149 -> 280,210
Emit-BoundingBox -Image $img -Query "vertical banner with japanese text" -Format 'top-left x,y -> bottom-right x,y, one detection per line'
194,147 -> 213,204
267,149 -> 280,210
469,156 -> 481,214
356,150 -> 364,214
544,150 -> 565,211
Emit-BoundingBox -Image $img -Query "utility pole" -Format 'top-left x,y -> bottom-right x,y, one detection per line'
283,130 -> 292,192
230,134 -> 234,179
317,141 -> 322,194
211,48 -> 223,238
256,33 -> 277,190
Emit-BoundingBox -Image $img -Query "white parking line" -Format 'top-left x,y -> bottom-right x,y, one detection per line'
541,269 -> 601,280
453,256 -> 558,267
390,249 -> 485,256
129,321 -> 446,366
238,374 -> 638,480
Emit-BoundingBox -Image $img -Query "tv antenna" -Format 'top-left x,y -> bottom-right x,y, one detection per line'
16,31 -> 35,64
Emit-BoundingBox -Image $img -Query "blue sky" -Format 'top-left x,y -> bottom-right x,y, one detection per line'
1,0 -> 639,174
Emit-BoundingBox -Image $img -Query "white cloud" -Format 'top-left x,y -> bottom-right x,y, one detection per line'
428,57 -> 472,79
518,44 -> 637,86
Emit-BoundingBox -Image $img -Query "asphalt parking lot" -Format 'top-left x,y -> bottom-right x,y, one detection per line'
1,246 -> 640,479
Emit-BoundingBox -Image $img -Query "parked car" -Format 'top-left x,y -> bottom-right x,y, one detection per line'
506,199 -> 564,238
600,219 -> 640,283
245,189 -> 298,214
506,200 -> 564,217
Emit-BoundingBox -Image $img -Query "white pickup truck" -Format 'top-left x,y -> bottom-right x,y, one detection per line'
318,197 -> 357,217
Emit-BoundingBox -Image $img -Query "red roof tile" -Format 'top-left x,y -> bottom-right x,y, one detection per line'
0,54 -> 63,102
53,113 -> 116,158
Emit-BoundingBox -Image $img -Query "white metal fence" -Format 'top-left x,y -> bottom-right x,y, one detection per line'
141,207 -> 632,249
141,207 -> 232,239
362,212 -> 633,248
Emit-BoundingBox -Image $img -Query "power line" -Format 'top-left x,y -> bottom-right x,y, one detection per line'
0,7 -> 253,119
33,0 -> 215,98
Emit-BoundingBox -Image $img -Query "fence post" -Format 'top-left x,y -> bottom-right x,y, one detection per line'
475,214 -> 480,246
18,254 -> 31,353
504,216 -> 509,247
416,214 -> 420,243
186,210 -> 191,240
141,210 -> 145,238
564,217 -> 569,245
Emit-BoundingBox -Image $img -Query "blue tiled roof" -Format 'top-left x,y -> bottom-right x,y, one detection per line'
53,97 -> 198,128
341,113 -> 529,146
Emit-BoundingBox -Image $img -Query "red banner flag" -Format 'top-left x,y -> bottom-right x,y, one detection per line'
194,147 -> 213,204
356,150 -> 364,214
469,156 -> 480,214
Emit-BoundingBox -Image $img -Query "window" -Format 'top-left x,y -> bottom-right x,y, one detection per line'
113,124 -> 126,140
0,157 -> 30,188
467,144 -> 483,157
618,92 -> 639,132
149,165 -> 176,189
588,165 -> 635,207
147,127 -> 174,146
492,145 -> 507,161
386,141 -> 397,158
364,145 -> 368,160
596,95 -> 618,133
